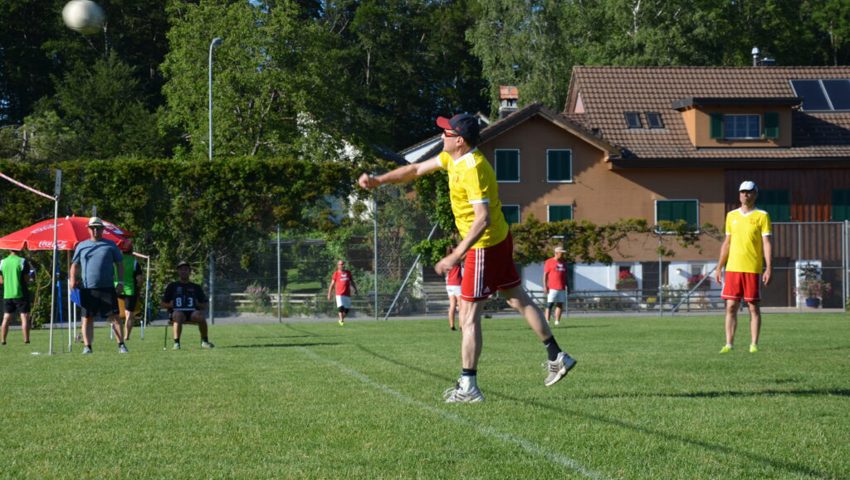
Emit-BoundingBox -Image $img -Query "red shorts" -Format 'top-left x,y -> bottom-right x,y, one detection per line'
461,233 -> 521,302
721,271 -> 761,302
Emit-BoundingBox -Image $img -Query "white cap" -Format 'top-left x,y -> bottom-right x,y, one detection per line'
738,181 -> 758,192
87,216 -> 104,227
554,246 -> 566,253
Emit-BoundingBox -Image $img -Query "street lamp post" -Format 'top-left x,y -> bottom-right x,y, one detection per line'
208,37 -> 222,161
208,37 -> 222,325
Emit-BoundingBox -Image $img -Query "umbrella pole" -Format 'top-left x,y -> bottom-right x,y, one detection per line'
137,253 -> 151,341
48,198 -> 58,355
67,253 -> 72,352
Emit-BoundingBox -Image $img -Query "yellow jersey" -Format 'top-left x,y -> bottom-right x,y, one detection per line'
724,208 -> 771,273
437,149 -> 509,249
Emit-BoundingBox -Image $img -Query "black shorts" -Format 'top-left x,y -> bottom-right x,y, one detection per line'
80,288 -> 119,319
170,310 -> 200,323
119,293 -> 139,311
4,298 -> 30,314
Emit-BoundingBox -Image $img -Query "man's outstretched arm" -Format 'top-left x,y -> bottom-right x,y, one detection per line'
358,157 -> 441,189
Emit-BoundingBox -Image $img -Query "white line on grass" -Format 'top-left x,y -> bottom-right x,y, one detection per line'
299,347 -> 612,480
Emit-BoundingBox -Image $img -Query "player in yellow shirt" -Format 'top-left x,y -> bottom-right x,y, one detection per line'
715,181 -> 772,354
358,113 -> 576,402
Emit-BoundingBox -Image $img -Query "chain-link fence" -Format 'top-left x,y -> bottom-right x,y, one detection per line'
204,220 -> 849,319
205,186 -> 435,320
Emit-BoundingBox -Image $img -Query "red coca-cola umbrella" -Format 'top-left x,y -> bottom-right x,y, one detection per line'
0,216 -> 131,251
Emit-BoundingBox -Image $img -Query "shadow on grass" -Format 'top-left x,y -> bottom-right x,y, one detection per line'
225,341 -> 340,349
484,322 -> 612,332
225,324 -> 341,349
353,345 -> 831,479
579,388 -> 850,399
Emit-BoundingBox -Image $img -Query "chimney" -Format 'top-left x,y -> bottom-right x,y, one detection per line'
499,85 -> 519,119
751,47 -> 776,67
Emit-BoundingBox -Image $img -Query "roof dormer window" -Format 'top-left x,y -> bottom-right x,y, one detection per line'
723,114 -> 760,139
709,112 -> 779,140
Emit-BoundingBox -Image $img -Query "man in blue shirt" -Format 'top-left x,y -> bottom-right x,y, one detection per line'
70,217 -> 127,354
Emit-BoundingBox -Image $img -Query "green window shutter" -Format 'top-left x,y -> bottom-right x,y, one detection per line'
833,189 -> 850,221
657,200 -> 698,230
764,112 -> 779,139
496,151 -> 519,181
657,201 -> 672,222
710,113 -> 723,139
501,206 -> 520,225
759,190 -> 791,222
549,205 -> 573,221
547,151 -> 572,182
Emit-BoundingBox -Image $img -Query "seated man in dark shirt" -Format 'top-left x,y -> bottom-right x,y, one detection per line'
161,260 -> 214,350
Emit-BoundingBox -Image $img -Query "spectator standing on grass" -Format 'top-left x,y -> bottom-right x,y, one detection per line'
358,113 -> 577,403
162,261 -> 214,350
543,246 -> 569,326
70,217 -> 127,354
0,248 -> 35,345
715,180 -> 772,354
445,244 -> 463,331
115,239 -> 143,341
327,260 -> 358,326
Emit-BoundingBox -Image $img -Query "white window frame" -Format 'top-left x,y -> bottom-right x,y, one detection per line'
547,204 -> 573,222
501,204 -> 521,224
723,114 -> 761,139
494,149 -> 521,183
546,149 -> 573,183
654,199 -> 700,234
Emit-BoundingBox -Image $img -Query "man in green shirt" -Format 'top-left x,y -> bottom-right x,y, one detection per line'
0,249 -> 34,345
115,239 -> 143,341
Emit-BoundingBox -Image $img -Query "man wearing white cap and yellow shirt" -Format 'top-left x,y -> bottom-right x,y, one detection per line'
715,181 -> 772,354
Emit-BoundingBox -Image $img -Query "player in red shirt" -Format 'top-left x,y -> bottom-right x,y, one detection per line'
327,260 -> 358,326
444,245 -> 464,331
543,246 -> 569,326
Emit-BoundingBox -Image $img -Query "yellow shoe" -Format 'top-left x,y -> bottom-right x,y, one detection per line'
749,344 -> 758,353
338,319 -> 344,326
719,345 -> 732,354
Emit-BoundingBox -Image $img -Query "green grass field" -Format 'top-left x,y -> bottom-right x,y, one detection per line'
1,313 -> 848,479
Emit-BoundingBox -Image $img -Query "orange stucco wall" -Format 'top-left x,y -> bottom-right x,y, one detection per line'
477,116 -> 725,262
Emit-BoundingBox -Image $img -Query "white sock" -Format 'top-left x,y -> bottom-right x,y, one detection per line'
459,375 -> 477,392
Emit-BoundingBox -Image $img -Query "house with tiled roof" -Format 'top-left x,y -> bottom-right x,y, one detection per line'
415,66 -> 850,307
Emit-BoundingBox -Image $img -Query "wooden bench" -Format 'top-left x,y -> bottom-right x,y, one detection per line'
229,292 -> 319,307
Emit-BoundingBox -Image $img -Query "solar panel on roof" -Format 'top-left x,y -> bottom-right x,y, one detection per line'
790,80 -> 831,110
822,79 -> 850,110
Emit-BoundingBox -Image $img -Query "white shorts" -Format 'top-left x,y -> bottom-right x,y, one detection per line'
335,295 -> 352,309
446,285 -> 462,297
547,289 -> 567,304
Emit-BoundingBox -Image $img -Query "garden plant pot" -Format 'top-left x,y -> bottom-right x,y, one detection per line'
805,297 -> 820,308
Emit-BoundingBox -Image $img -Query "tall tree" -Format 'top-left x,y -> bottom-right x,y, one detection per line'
161,0 -> 357,159
0,0 -> 170,125
343,0 -> 489,149
467,0 -> 576,111
22,52 -> 163,161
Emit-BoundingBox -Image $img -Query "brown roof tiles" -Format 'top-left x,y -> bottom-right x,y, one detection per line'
566,66 -> 850,161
